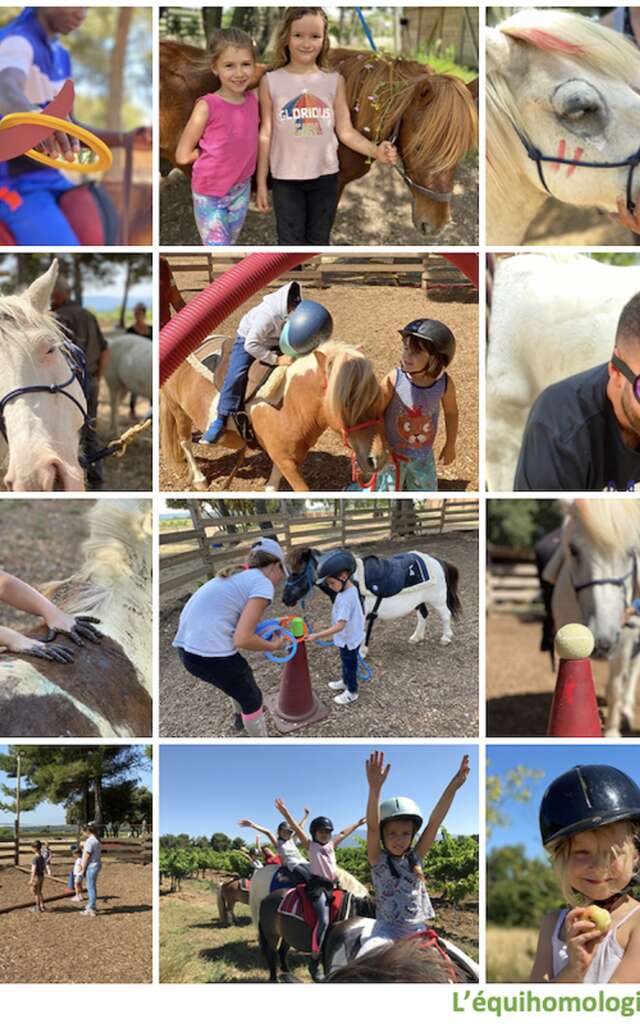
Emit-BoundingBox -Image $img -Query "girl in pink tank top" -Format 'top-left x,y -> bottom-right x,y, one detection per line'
175,28 -> 259,245
256,8 -> 398,244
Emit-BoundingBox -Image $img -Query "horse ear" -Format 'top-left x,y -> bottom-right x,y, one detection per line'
26,259 -> 59,313
486,28 -> 515,75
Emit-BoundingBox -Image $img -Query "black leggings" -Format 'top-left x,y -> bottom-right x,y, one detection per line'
307,875 -> 334,951
177,647 -> 262,715
271,173 -> 339,244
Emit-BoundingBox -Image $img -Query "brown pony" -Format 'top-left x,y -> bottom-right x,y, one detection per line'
160,341 -> 387,492
217,877 -> 251,926
158,41 -> 476,234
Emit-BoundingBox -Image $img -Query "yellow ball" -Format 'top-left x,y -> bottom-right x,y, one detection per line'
555,623 -> 594,661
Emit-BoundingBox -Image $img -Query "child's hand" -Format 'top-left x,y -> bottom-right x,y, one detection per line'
439,441 -> 456,465
269,634 -> 291,652
44,609 -> 102,645
453,754 -> 470,789
7,633 -> 75,664
366,750 -> 390,791
238,819 -> 253,828
256,183 -> 270,213
305,632 -> 320,643
374,141 -> 397,165
565,907 -> 606,974
277,356 -> 294,367
274,797 -> 286,815
609,194 -> 640,232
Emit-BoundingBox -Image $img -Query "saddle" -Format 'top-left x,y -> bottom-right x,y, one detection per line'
278,884 -> 348,929
362,552 -> 430,599
239,878 -> 251,893
188,335 -> 287,445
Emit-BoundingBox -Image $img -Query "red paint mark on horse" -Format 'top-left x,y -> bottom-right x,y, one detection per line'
551,138 -> 566,171
566,148 -> 584,176
511,28 -> 586,55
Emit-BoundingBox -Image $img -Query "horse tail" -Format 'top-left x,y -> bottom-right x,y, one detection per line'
160,392 -> 182,469
439,559 -> 462,620
217,883 -> 229,926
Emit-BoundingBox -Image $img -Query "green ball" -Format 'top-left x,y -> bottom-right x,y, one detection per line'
555,623 -> 594,660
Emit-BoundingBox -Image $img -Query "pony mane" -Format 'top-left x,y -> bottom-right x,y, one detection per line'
332,49 -> 476,174
0,294 -> 66,355
487,10 -> 640,207
569,499 -> 640,554
320,340 -> 381,428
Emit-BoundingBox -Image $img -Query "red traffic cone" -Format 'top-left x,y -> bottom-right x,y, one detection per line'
547,624 -> 602,737
265,637 -> 329,734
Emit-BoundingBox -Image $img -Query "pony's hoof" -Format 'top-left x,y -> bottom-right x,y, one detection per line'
408,634 -> 421,644
439,636 -> 452,646
193,480 -> 208,492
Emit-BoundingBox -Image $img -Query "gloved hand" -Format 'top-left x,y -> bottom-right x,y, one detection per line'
44,615 -> 103,646
25,641 -> 75,664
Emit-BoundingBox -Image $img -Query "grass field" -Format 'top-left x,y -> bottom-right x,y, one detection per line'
487,926 -> 538,983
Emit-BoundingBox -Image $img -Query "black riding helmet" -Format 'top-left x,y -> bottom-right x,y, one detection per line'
277,820 -> 293,838
316,549 -> 356,588
310,816 -> 334,840
540,765 -> 640,847
400,318 -> 456,367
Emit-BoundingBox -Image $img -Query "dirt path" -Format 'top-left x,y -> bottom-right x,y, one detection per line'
161,155 -> 478,246
486,614 -> 639,737
160,282 -> 478,492
160,532 -> 478,738
523,196 -> 635,246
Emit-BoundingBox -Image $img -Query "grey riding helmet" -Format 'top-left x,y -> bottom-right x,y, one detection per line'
400,318 -> 456,366
379,797 -> 423,846
316,549 -> 357,587
279,300 -> 333,358
539,765 -> 640,847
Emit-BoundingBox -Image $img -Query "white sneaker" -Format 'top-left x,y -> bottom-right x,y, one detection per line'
71,895 -> 83,902
80,908 -> 97,916
334,690 -> 358,705
328,679 -> 345,691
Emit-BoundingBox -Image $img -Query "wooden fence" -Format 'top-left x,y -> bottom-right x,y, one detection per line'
487,559 -> 543,613
161,498 -> 479,604
0,836 -> 152,867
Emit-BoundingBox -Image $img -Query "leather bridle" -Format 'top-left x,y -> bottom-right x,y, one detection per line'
388,117 -> 453,204
0,345 -> 89,442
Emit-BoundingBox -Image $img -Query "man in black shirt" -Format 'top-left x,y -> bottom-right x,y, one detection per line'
514,292 -> 640,491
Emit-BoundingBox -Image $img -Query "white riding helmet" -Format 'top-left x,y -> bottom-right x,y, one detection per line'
379,796 -> 423,833
251,538 -> 289,576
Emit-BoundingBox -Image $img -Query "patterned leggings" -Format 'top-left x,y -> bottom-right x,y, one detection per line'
192,177 -> 251,246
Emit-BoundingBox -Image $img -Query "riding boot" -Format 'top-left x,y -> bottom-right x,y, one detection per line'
242,707 -> 268,737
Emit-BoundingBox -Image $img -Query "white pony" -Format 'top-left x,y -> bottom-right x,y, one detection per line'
548,499 -> 640,737
104,332 -> 152,433
248,864 -> 368,929
487,9 -> 640,244
0,259 -> 86,491
0,499 -> 152,737
486,254 -> 640,491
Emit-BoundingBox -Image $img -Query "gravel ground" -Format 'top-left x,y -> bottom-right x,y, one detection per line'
160,281 -> 478,492
486,614 -> 639,738
523,196 -> 636,246
160,154 -> 478,247
0,863 -> 152,983
160,531 -> 479,739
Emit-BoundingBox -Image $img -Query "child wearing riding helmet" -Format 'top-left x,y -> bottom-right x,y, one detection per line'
175,28 -> 259,246
172,538 -> 290,736
256,7 -> 397,244
274,796 -> 366,980
531,764 -> 640,984
306,549 -> 364,706
0,570 -> 102,664
201,281 -> 333,444
360,750 -> 470,956
239,808 -> 309,879
353,318 -> 458,492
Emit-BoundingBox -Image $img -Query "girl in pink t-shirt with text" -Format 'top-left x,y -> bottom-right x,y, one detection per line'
257,7 -> 397,244
176,28 -> 259,245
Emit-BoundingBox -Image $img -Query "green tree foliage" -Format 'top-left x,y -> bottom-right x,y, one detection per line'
486,764 -> 545,838
210,832 -> 232,852
425,830 -> 479,903
487,845 -> 562,927
590,253 -> 639,267
487,500 -> 563,549
159,848 -> 198,891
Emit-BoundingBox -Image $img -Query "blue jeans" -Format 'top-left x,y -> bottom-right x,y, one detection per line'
0,176 -> 79,244
338,645 -> 359,694
217,334 -> 254,418
85,862 -> 101,910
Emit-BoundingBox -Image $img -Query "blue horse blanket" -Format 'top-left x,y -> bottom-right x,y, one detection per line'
362,553 -> 430,599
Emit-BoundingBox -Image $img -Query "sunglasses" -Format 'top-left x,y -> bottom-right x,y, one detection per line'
612,353 -> 640,401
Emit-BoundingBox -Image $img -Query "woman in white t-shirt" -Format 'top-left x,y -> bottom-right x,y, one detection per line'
172,538 -> 290,737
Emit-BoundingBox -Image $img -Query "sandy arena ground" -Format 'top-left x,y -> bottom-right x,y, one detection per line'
160,531 -> 479,739
160,280 -> 479,492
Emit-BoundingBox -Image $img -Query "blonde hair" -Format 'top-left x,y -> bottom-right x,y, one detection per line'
270,7 -> 331,71
208,27 -> 256,68
547,820 -> 639,906
217,548 -> 281,579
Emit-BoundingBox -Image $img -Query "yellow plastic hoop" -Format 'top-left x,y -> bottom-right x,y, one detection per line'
0,112 -> 112,173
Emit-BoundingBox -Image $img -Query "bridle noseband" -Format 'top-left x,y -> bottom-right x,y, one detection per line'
511,121 -> 640,215
0,345 -> 89,443
572,554 -> 638,604
389,117 -> 453,204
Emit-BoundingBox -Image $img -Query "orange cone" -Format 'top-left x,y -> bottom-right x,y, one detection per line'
265,635 -> 329,734
547,624 -> 602,737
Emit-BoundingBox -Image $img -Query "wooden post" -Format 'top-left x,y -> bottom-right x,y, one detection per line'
13,751 -> 20,867
439,498 -> 448,533
341,503 -> 347,547
188,500 -> 214,579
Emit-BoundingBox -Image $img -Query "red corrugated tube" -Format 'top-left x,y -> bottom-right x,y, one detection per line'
160,251 -> 317,386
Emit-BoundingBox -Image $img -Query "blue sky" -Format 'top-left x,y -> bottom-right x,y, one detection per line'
487,744 -> 639,858
161,744 -> 478,841
0,746 -> 152,827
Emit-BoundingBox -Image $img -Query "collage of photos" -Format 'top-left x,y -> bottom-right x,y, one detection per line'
2,0 -> 640,1014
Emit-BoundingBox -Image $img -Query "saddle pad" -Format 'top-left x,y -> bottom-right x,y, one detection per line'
269,867 -> 295,892
239,878 -> 251,893
363,552 -> 430,599
278,884 -> 345,928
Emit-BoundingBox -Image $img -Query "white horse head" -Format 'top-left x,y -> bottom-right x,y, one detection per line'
557,499 -> 640,655
0,259 -> 86,491
487,9 -> 640,243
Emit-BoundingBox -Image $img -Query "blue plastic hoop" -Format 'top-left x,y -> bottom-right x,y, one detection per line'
256,619 -> 298,663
